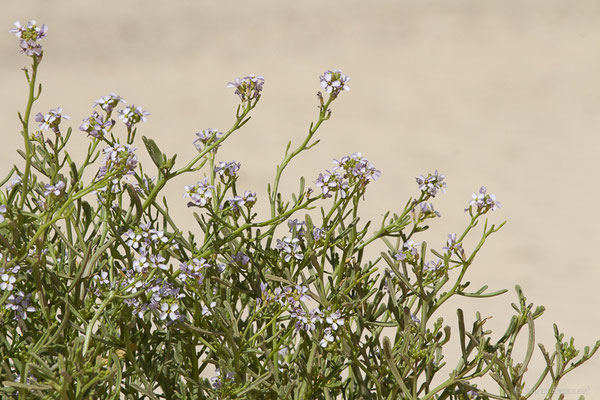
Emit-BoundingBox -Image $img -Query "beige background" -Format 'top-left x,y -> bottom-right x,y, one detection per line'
1,0 -> 599,396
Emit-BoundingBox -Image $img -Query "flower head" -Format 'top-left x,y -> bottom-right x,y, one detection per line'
117,104 -> 149,128
466,186 -> 501,214
97,144 -> 138,180
319,69 -> 350,96
193,128 -> 223,152
43,181 -> 65,197
94,93 -> 126,113
10,20 -> 48,57
227,74 -> 264,102
315,170 -> 349,199
184,177 -> 214,208
416,170 -> 446,198
35,107 -> 70,135
80,111 -> 114,139
215,160 -> 241,181
332,152 -> 381,187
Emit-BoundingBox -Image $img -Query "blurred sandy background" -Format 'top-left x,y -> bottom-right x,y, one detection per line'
1,0 -> 599,396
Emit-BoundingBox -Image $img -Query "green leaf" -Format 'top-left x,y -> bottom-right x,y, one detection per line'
142,136 -> 164,168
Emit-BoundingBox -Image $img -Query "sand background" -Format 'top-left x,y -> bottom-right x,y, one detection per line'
1,0 -> 599,397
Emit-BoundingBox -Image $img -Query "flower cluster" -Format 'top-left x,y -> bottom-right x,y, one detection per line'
424,258 -> 444,273
184,177 -> 214,208
416,170 -> 446,198
276,237 -> 303,263
43,181 -> 65,197
194,129 -> 223,152
124,222 -> 174,253
97,144 -> 138,180
6,291 -> 36,321
411,202 -> 441,223
179,257 -> 211,285
80,111 -> 114,139
319,69 -> 350,96
320,310 -> 346,348
315,170 -> 349,198
94,93 -> 126,113
117,104 -> 149,128
315,153 -> 380,198
333,152 -> 381,187
0,265 -> 20,292
259,283 -> 320,333
395,240 -> 421,262
132,248 -> 167,273
466,186 -> 501,214
35,107 -> 70,135
9,20 -> 48,57
215,160 -> 241,181
443,233 -> 465,258
0,204 -> 6,223
225,190 -> 257,214
227,74 -> 264,102
123,278 -> 185,325
288,219 -> 306,239
211,369 -> 235,390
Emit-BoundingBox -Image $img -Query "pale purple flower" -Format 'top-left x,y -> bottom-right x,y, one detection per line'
215,160 -> 241,180
320,327 -> 335,347
417,202 -> 441,218
416,170 -> 446,198
276,237 -> 304,262
225,190 -> 257,213
0,205 -> 6,224
43,181 -> 65,197
10,20 -> 48,57
0,266 -> 19,292
315,170 -> 348,198
193,128 -> 223,151
211,369 -> 234,389
443,233 -> 465,258
394,252 -> 406,262
94,271 -> 111,287
179,258 -> 209,283
159,302 -> 181,322
288,219 -> 306,238
411,314 -> 421,324
6,291 -> 36,321
332,152 -> 381,190
319,69 -> 350,95
19,40 -> 43,57
7,176 -> 21,191
97,144 -> 138,180
80,111 -> 114,138
295,285 -> 311,302
184,177 -> 214,208
35,107 -> 70,135
424,258 -> 443,272
10,20 -> 47,40
312,227 -> 326,242
93,93 -> 126,113
202,301 -> 216,316
466,186 -> 501,214
326,310 -> 344,331
227,74 -> 264,102
232,252 -> 250,265
403,240 -> 420,257
117,104 -> 149,127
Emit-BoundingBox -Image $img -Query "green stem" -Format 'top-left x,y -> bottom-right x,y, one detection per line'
19,57 -> 40,209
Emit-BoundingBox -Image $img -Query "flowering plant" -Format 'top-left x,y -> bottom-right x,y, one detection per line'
0,21 -> 598,400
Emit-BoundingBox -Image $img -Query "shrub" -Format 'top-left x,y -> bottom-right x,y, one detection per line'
1,20 -> 598,400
